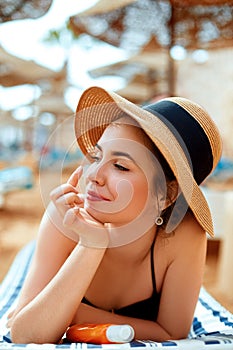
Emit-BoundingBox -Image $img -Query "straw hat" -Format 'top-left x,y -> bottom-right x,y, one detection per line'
75,86 -> 222,237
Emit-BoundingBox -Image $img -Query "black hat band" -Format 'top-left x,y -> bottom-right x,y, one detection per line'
144,100 -> 213,185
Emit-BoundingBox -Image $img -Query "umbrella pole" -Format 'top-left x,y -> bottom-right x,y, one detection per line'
168,4 -> 176,96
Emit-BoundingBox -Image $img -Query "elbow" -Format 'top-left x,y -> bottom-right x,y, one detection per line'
10,317 -> 62,345
156,323 -> 189,342
10,321 -> 20,344
10,318 -> 41,344
10,321 -> 31,344
10,330 -> 27,344
168,328 -> 189,341
11,328 -> 47,345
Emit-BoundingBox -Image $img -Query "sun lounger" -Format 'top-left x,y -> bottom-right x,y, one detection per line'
1,241 -> 233,349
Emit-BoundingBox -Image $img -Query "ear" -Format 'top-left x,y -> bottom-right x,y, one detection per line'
164,180 -> 179,209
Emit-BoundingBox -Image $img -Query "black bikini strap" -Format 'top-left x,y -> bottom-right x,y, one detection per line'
150,235 -> 157,292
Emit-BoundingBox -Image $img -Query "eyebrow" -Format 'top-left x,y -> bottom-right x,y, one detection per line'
95,144 -> 136,162
112,151 -> 135,162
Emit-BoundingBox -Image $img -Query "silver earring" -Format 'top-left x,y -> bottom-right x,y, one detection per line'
155,216 -> 163,226
155,191 -> 163,226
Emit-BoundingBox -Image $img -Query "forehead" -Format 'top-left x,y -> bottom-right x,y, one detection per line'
99,122 -> 153,150
97,123 -> 159,171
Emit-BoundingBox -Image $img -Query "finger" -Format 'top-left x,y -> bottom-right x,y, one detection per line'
67,165 -> 83,188
55,193 -> 82,207
78,207 -> 100,226
63,207 -> 93,229
50,183 -> 78,201
63,207 -> 80,226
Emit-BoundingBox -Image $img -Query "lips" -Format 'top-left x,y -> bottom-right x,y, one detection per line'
86,190 -> 110,202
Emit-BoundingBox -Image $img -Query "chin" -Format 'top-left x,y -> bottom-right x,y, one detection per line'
84,204 -> 107,223
84,201 -> 137,226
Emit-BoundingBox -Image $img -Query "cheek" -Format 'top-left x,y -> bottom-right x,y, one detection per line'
119,174 -> 150,219
131,178 -> 149,207
110,176 -> 135,209
102,175 -> 149,219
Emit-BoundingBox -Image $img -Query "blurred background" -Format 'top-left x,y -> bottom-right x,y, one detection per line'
0,0 -> 233,311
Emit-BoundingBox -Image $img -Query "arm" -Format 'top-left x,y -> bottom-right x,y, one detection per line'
73,303 -> 172,341
11,242 -> 106,344
71,214 -> 207,341
155,215 -> 207,339
8,207 -> 76,323
10,167 -> 109,344
8,167 -> 84,324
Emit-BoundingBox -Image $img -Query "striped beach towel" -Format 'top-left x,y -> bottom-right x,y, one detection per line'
1,241 -> 233,349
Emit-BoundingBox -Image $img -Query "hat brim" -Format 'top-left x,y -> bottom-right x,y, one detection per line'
75,86 -> 214,237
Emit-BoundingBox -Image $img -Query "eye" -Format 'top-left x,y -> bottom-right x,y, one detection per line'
89,149 -> 102,162
114,163 -> 129,171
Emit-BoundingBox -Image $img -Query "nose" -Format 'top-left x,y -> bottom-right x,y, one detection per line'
86,160 -> 106,186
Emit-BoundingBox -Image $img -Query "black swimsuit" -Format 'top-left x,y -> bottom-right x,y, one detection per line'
82,237 -> 161,321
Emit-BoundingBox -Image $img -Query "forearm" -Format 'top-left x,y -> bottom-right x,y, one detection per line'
11,244 -> 106,344
75,303 -> 172,342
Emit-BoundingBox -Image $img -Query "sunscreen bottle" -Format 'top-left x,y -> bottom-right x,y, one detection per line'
66,323 -> 135,344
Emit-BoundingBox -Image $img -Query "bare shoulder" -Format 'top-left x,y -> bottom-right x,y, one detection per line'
176,211 -> 207,240
159,211 -> 207,261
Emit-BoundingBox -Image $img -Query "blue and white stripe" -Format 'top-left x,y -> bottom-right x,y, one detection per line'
1,241 -> 233,350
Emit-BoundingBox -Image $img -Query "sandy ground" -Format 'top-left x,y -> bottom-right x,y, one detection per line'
0,179 -> 43,281
1,171 -> 233,314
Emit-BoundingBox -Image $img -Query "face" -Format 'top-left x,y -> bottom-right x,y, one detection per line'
83,121 -> 167,229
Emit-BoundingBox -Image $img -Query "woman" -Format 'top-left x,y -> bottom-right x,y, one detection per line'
9,86 -> 222,344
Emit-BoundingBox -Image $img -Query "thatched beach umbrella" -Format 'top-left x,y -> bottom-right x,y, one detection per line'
69,0 -> 233,51
88,48 -> 168,103
0,46 -> 63,87
0,0 -> 53,23
69,0 -> 233,96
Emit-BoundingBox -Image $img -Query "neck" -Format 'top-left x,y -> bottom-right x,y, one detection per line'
105,225 -> 157,265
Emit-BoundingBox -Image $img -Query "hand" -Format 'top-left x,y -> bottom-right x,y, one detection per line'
50,166 -> 84,219
63,207 -> 110,249
50,166 -> 109,248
